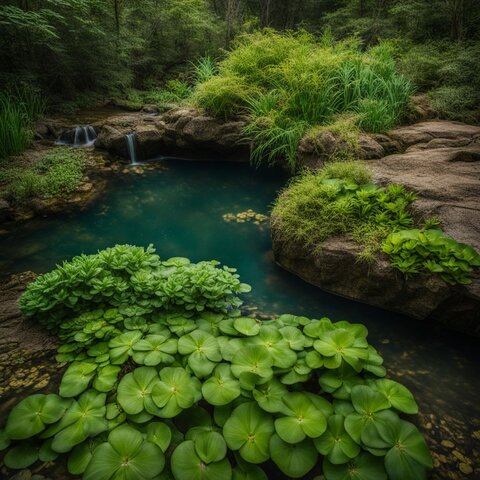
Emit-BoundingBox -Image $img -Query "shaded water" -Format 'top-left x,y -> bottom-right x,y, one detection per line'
0,159 -> 478,477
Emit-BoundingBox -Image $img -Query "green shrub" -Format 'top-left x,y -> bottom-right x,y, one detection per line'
1,147 -> 87,204
192,31 -> 413,169
383,229 -> 480,285
193,74 -> 259,118
1,245 -> 432,480
192,55 -> 218,84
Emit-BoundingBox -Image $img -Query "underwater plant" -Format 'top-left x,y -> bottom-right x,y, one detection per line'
1,245 -> 432,479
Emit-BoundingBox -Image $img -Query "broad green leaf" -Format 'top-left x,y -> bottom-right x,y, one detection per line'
270,434 -> 318,478
371,379 -> 418,414
252,378 -> 287,413
117,366 -> 160,415
59,362 -> 97,397
323,452 -> 387,480
4,444 -> 38,469
94,365 -> 121,393
202,364 -> 241,405
233,317 -> 261,336
231,345 -> 273,381
194,431 -> 227,463
147,422 -> 172,452
223,402 -> 274,464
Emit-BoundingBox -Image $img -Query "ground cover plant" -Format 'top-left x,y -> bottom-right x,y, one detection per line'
193,30 -> 413,170
0,147 -> 87,205
0,244 -> 432,479
272,162 -> 480,284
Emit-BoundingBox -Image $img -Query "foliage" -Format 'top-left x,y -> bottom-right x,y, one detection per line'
193,30 -> 413,169
398,41 -> 480,123
0,86 -> 46,159
1,247 -> 431,480
383,228 -> 480,285
272,163 -> 415,252
273,163 -> 480,283
1,147 -> 87,204
19,244 -> 251,332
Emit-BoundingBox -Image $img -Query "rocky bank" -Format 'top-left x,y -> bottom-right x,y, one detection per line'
272,120 -> 480,335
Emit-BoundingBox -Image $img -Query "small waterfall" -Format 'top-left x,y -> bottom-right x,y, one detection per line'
56,125 -> 96,146
126,133 -> 138,165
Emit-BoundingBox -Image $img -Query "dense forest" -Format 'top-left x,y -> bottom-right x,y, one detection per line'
1,0 -> 479,119
1,2 -> 480,480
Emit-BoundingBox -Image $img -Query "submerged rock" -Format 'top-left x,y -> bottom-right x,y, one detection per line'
273,120 -> 480,335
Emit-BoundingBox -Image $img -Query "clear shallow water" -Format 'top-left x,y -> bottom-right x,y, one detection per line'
0,159 -> 479,477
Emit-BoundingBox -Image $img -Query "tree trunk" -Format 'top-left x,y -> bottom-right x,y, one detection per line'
113,0 -> 120,33
259,0 -> 271,27
447,0 -> 464,41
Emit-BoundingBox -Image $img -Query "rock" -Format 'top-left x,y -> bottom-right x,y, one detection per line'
406,94 -> 437,123
358,134 -> 385,159
9,470 -> 32,480
96,108 -> 249,161
272,120 -> 480,335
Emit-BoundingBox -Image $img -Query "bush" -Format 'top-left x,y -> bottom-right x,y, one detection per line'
192,31 -> 413,169
1,245 -> 432,480
1,147 -> 87,204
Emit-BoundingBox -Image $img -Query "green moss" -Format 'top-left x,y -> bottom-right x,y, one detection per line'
1,147 -> 87,205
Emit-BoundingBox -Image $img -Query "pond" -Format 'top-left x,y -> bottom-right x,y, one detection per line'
0,158 -> 479,477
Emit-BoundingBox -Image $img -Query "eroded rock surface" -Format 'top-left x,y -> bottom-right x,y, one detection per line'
95,107 -> 249,160
273,121 -> 480,334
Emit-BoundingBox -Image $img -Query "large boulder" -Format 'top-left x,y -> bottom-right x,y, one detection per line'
273,121 -> 480,335
95,108 -> 249,161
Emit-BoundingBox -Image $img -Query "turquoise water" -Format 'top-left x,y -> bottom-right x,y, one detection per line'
1,159 -> 479,475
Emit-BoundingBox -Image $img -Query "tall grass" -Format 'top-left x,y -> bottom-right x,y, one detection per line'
192,56 -> 218,84
192,31 -> 413,170
0,86 -> 46,159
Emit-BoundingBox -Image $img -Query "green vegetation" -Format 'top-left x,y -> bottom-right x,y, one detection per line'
193,31 -> 413,169
0,86 -> 46,159
272,162 -> 480,283
383,229 -> 480,285
1,245 -> 432,480
0,147 -> 87,204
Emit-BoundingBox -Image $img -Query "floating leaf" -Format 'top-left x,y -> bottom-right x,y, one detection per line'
231,345 -> 273,383
314,414 -> 360,465
68,438 -> 103,475
152,367 -> 200,417
93,365 -> 121,392
250,326 -> 297,368
274,392 -> 327,443
147,422 -> 172,453
171,440 -> 232,480
270,434 -> 318,478
252,378 -> 288,413
233,317 -> 260,336
178,330 -> 222,378
223,402 -> 274,464
5,394 -> 70,439
4,444 -> 38,469
194,431 -> 227,464
59,362 -> 97,397
84,425 -> 165,480
202,364 -> 241,405
117,366 -> 160,415
109,331 -> 143,364
132,334 -> 177,366
370,379 -> 418,414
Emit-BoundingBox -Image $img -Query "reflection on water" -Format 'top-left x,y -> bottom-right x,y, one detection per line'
0,160 -> 478,478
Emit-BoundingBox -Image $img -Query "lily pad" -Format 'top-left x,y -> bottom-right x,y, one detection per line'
202,363 -> 241,405
270,434 -> 318,478
59,362 -> 98,397
233,317 -> 260,336
132,334 -> 178,366
323,452 -> 387,480
117,366 -> 160,415
5,393 -> 70,439
223,402 -> 274,464
84,425 -> 165,480
4,443 -> 38,469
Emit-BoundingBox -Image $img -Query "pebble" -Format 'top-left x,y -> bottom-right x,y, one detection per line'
441,440 -> 455,448
459,463 -> 473,474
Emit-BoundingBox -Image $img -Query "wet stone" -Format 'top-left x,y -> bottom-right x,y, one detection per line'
442,440 -> 455,448
459,463 -> 474,474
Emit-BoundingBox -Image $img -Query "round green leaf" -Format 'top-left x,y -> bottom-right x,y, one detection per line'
323,452 -> 387,480
4,444 -> 38,469
117,366 -> 159,415
270,434 -> 318,478
194,431 -> 227,464
233,317 -> 260,336
147,422 -> 172,453
202,364 -> 241,406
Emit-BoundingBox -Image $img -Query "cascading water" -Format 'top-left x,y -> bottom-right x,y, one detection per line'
56,125 -> 97,146
126,133 -> 139,165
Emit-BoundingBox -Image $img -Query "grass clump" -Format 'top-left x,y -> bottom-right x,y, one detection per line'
1,147 -> 87,204
0,86 -> 46,159
192,31 -> 413,169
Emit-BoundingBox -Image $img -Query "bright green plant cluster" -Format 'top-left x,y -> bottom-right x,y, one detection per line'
192,31 -> 413,169
19,244 -> 251,333
1,147 -> 87,204
1,246 -> 432,479
272,162 -> 415,257
0,85 -> 46,159
383,228 -> 480,285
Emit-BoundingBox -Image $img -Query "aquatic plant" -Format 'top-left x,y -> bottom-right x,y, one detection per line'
1,246 -> 432,480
